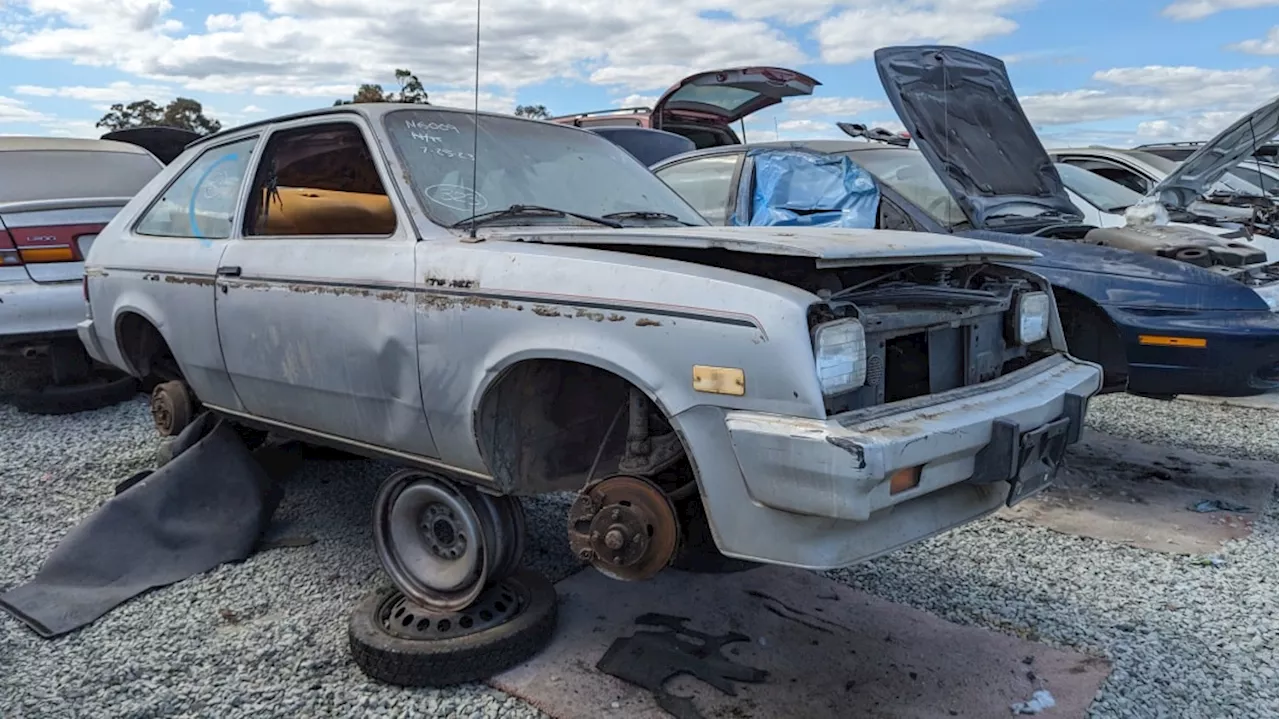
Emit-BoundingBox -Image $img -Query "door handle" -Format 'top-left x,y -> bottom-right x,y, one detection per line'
217,265 -> 242,277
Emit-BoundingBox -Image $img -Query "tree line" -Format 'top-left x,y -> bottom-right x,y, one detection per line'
95,69 -> 551,134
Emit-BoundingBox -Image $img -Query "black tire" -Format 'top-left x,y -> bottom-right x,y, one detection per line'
7,371 -> 140,415
48,339 -> 91,386
348,569 -> 558,687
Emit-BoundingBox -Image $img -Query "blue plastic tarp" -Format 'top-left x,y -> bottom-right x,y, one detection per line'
732,148 -> 880,228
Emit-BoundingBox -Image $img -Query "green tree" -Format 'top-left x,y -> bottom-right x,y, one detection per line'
514,104 -> 550,119
96,97 -> 222,134
335,69 -> 430,105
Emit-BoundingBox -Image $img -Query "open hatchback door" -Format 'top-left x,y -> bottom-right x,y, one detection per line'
652,67 -> 820,128
872,45 -> 1082,230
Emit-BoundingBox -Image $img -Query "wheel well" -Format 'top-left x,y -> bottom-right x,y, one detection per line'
1054,287 -> 1128,391
475,359 -> 673,495
115,312 -> 182,384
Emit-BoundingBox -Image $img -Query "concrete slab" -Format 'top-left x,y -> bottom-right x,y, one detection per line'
491,566 -> 1111,719
1176,391 -> 1278,411
1001,429 -> 1278,554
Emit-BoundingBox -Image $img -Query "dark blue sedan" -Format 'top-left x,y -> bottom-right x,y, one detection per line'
636,139 -> 1278,398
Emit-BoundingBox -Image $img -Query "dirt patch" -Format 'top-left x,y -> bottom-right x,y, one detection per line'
491,566 -> 1110,719
1001,429 -> 1277,554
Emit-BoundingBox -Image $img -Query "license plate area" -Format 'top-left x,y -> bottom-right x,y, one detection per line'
1005,416 -> 1071,507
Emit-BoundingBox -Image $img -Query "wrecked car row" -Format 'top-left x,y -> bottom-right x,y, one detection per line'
62,90 -> 1108,683
0,41 -> 1272,692
568,46 -> 1280,400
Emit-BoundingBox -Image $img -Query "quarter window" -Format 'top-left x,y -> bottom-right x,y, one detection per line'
134,137 -> 258,239
654,155 -> 740,225
245,122 -> 395,237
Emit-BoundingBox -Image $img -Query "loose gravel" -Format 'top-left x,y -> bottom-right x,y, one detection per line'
1,390 -> 1276,718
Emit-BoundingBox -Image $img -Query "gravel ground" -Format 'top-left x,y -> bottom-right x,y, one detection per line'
0,389 -> 1276,718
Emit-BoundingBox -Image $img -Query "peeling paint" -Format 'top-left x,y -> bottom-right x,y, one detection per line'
607,313 -> 625,322
163,274 -> 215,287
574,307 -> 606,322
635,318 -> 662,327
532,305 -> 562,318
142,273 -> 160,282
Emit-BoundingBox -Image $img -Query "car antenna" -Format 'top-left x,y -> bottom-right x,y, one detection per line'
468,0 -> 482,240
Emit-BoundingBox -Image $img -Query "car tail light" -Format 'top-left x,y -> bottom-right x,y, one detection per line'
0,230 -> 21,266
7,223 -> 103,263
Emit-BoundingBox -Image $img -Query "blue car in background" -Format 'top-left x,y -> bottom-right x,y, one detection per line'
597,47 -> 1279,399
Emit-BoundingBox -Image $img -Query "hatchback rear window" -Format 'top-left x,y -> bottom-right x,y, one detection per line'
0,150 -> 162,204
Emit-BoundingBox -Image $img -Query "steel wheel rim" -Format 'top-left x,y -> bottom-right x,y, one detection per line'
374,472 -> 489,611
150,388 -> 173,435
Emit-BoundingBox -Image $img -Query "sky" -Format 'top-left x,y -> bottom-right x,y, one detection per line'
0,0 -> 1275,147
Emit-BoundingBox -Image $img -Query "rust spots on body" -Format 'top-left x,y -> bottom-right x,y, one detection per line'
574,308 -> 606,322
163,274 -> 215,287
607,313 -> 625,322
415,294 -> 525,312
532,305 -> 562,317
635,318 -> 662,327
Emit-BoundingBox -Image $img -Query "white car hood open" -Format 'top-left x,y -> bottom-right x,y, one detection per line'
1147,97 -> 1279,210
482,225 -> 1040,267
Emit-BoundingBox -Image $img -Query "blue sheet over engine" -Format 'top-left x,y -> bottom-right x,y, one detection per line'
733,148 -> 880,228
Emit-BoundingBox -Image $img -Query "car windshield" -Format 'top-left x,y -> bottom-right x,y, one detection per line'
841,147 -> 968,227
1223,167 -> 1277,196
384,109 -> 707,228
1054,162 -> 1143,213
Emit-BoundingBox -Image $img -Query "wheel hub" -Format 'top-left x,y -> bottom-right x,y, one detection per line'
380,574 -> 526,641
567,474 -> 679,581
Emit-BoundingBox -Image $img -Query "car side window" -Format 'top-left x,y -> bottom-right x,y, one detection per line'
654,155 -> 740,225
1061,158 -> 1151,194
134,137 -> 258,240
245,122 -> 396,237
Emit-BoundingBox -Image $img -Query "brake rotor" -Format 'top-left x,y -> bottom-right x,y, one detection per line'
567,474 -> 679,582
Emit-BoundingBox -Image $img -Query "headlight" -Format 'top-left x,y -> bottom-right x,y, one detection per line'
1255,283 -> 1279,313
813,319 -> 866,395
1013,291 -> 1051,345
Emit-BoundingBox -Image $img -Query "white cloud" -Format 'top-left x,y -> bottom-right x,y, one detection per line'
428,89 -> 517,113
1161,0 -> 1273,21
785,96 -> 885,118
815,0 -> 1028,64
1227,25 -> 1279,55
1020,65 -> 1275,126
39,117 -> 99,137
12,80 -> 174,103
1,0 -> 806,99
1134,111 -> 1243,141
240,104 -> 265,114
615,94 -> 658,108
0,95 -> 46,123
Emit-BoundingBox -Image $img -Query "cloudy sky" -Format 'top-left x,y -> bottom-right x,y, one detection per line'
0,0 -> 1275,146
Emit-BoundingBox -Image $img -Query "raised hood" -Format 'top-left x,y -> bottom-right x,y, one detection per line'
873,45 -> 1082,229
654,67 -> 820,126
481,226 -> 1039,267
1146,97 -> 1280,210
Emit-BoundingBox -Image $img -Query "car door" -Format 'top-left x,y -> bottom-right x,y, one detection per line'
652,153 -> 744,225
101,134 -> 261,410
212,117 -> 438,457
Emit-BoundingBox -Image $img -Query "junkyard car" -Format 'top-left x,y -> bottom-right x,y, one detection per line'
627,46 -> 1278,399
0,136 -> 169,386
79,103 -> 1102,684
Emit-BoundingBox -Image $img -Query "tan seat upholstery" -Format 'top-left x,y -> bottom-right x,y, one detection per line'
255,187 -> 396,236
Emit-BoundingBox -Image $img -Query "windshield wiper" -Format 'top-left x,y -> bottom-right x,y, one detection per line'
451,204 -> 622,229
601,210 -> 695,226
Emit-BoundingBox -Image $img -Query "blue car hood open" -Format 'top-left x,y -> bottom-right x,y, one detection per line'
732,148 -> 880,228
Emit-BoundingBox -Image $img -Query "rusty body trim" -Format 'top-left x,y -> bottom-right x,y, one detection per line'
204,402 -> 496,485
95,266 -> 764,330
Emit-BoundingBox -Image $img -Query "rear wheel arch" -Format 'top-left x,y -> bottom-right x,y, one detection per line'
113,310 -> 182,385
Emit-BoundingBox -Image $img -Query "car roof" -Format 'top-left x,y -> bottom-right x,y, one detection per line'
0,136 -> 153,154
190,103 -> 562,148
653,138 -> 905,165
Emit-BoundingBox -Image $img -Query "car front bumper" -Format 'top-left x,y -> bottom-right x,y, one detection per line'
672,354 -> 1102,570
0,274 -> 85,350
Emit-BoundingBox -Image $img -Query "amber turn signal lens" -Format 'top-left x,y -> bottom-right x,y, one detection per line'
19,246 -> 75,263
889,466 -> 922,495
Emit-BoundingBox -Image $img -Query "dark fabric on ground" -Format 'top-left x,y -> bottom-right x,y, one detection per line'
0,413 -> 282,638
